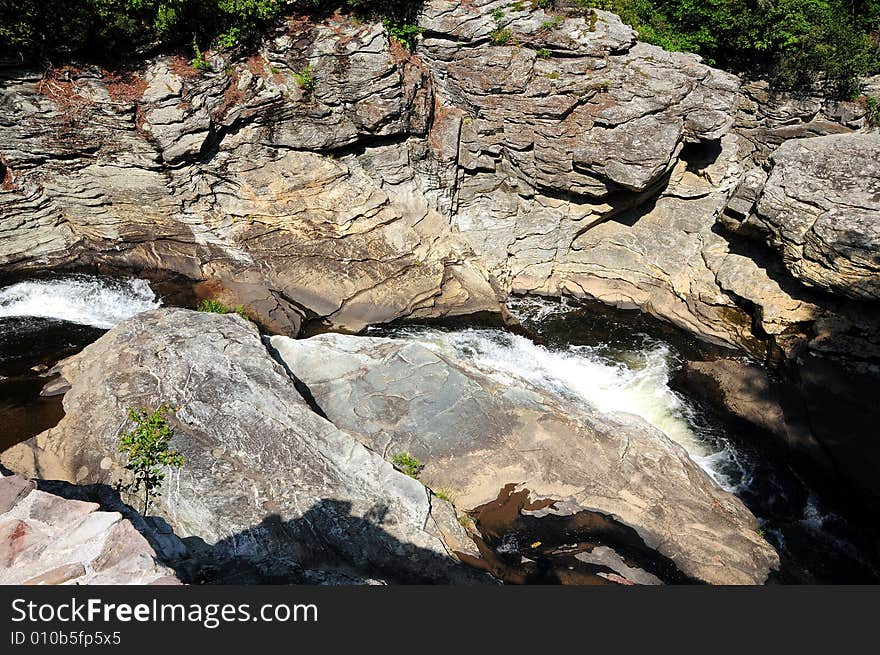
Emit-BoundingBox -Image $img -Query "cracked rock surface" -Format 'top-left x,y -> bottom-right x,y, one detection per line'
0,473 -> 178,584
1,309 -> 486,584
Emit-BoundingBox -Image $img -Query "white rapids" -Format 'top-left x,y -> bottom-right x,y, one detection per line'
0,276 -> 161,329
386,319 -> 745,490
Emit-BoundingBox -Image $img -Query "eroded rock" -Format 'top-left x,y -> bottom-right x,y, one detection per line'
0,473 -> 177,584
270,332 -> 780,585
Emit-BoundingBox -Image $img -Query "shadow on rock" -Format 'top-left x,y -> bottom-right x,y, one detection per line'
27,477 -> 492,585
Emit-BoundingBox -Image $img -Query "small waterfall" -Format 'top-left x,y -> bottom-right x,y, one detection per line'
0,275 -> 161,329
386,324 -> 743,490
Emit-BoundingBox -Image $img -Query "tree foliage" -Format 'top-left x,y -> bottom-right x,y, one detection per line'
1,1 -> 876,96
0,1 -> 424,59
579,0 -> 880,97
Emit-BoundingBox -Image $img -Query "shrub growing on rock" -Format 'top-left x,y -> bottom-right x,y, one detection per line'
391,452 -> 423,478
117,405 -> 185,516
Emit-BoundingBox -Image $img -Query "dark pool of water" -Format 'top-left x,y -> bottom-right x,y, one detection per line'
0,317 -> 105,452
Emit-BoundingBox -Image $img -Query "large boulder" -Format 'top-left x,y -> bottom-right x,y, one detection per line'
270,333 -> 780,584
753,132 -> 880,300
1,309 -> 486,584
0,473 -> 178,584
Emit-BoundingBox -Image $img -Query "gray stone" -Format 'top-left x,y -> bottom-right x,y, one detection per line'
2,310 -> 488,584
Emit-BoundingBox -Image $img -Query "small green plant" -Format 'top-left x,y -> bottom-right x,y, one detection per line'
197,299 -> 251,321
536,0 -> 552,7
541,15 -> 564,30
198,299 -> 231,314
384,19 -> 423,51
490,8 -> 506,22
866,96 -> 880,127
216,26 -> 241,50
391,452 -> 424,478
118,405 -> 184,515
536,48 -> 552,59
491,28 -> 513,45
293,65 -> 317,92
545,70 -> 560,79
757,528 -> 766,539
508,1 -> 525,11
190,37 -> 211,71
434,489 -> 455,504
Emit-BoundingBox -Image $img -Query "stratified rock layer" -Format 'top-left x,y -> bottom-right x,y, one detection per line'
754,133 -> 880,300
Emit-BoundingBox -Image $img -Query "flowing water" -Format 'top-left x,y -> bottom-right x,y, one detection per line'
378,297 -> 880,583
0,276 -> 160,330
1,276 -> 877,582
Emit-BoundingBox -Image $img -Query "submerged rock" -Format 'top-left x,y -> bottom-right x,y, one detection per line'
1,309 -> 486,584
270,332 -> 780,584
0,473 -> 178,584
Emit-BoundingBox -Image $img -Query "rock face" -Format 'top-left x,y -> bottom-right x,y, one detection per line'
0,473 -> 178,584
1,309 -> 486,584
0,0 -> 879,555
753,133 -> 880,300
0,19 -> 501,335
270,333 -> 779,585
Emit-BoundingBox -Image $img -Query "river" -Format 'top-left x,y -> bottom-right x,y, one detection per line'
1,275 -> 877,583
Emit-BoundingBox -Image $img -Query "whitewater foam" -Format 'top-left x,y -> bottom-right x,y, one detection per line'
388,324 -> 742,489
0,276 -> 161,329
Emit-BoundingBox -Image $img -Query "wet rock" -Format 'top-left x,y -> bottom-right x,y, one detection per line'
0,473 -> 177,584
271,332 -> 780,584
1,309 -> 488,584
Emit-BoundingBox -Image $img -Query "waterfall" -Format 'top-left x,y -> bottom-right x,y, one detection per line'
0,275 -> 161,329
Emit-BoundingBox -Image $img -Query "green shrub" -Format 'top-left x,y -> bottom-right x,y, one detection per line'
384,19 -> 423,50
866,96 -> 880,127
536,47 -> 552,58
576,0 -> 880,98
391,452 -> 424,478
491,28 -> 513,45
293,64 -> 317,91
434,489 -> 455,504
198,299 -> 232,314
118,405 -> 185,515
197,299 -> 251,320
541,15 -> 565,30
190,37 -> 211,71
